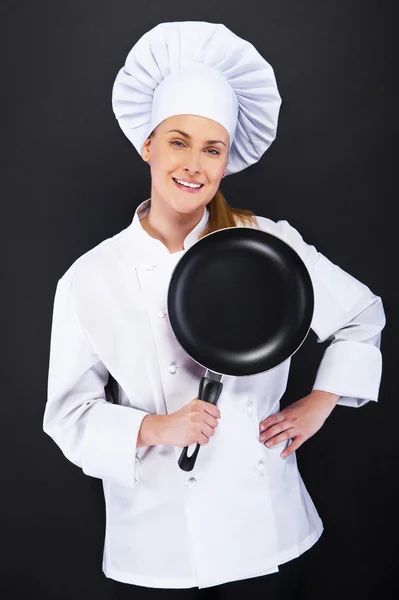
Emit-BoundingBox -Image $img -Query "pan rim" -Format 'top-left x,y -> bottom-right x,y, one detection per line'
166,225 -> 315,377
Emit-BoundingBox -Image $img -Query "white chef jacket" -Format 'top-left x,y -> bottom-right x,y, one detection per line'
43,198 -> 385,589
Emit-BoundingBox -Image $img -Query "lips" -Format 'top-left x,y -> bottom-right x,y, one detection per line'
172,177 -> 203,188
172,177 -> 204,194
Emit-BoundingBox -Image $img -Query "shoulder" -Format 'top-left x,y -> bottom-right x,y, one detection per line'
234,212 -> 292,235
57,223 -> 132,291
242,214 -> 320,268
237,213 -> 305,244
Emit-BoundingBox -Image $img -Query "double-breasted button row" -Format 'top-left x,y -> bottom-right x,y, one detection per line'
156,309 -> 175,372
144,265 -> 175,372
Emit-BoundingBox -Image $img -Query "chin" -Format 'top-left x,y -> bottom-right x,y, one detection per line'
170,201 -> 204,215
168,194 -> 209,214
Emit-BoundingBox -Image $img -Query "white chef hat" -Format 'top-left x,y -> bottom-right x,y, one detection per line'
112,21 -> 281,175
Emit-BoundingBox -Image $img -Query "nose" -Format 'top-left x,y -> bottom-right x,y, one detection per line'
183,150 -> 202,175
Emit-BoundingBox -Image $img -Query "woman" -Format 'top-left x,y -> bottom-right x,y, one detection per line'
43,22 -> 386,599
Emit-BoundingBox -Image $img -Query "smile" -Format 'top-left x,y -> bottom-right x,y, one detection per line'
172,177 -> 204,192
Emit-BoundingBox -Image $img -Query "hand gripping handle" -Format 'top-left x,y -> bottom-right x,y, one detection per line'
178,376 -> 223,472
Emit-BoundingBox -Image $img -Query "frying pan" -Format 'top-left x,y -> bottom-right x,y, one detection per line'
167,226 -> 314,472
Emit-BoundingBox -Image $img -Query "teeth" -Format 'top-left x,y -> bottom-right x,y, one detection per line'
174,178 -> 202,189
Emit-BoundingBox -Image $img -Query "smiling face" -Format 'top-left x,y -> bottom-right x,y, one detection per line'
141,114 -> 229,216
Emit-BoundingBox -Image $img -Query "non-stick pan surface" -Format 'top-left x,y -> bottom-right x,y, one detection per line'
167,226 -> 314,377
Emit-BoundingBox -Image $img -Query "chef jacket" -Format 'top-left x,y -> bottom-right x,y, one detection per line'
43,198 -> 385,589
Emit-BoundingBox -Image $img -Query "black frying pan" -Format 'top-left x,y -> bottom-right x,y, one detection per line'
167,226 -> 314,472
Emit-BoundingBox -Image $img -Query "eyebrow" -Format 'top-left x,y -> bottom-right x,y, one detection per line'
167,129 -> 226,147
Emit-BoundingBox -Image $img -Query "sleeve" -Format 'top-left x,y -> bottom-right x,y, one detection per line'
274,219 -> 386,408
43,274 -> 150,488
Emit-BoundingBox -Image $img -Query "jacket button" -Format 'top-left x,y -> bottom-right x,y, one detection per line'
245,400 -> 253,415
256,460 -> 264,475
169,364 -> 177,374
188,477 -> 196,486
158,311 -> 166,319
146,264 -> 155,271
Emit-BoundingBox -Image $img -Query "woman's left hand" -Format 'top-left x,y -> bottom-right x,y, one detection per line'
259,390 -> 340,459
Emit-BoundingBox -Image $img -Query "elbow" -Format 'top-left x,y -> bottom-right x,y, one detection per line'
42,394 -> 92,469
376,295 -> 387,331
43,405 -> 56,440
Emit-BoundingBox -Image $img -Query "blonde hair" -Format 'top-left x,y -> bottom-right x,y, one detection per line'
198,188 -> 260,239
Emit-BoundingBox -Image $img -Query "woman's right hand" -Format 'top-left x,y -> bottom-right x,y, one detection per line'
159,398 -> 221,448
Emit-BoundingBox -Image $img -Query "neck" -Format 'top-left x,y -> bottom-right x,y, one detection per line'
141,197 -> 206,253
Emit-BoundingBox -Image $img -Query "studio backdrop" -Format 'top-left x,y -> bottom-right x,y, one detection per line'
1,1 -> 397,599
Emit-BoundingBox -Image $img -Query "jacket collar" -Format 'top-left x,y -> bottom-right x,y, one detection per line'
127,198 -> 210,264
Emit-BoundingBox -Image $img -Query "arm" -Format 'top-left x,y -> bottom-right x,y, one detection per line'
256,218 -> 386,457
137,414 -> 165,447
43,273 -> 150,488
274,219 -> 386,406
309,255 -> 384,407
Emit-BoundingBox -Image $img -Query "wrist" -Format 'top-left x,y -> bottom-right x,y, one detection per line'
137,414 -> 167,448
311,389 -> 340,409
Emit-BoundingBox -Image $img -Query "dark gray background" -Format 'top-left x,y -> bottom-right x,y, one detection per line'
1,1 -> 397,598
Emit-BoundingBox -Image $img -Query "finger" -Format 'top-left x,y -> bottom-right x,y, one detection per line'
260,412 -> 286,432
259,421 -> 291,442
263,429 -> 294,448
204,414 -> 219,429
280,436 -> 304,459
202,423 -> 216,438
203,401 -> 221,419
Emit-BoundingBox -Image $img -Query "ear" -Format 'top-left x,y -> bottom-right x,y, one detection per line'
141,137 -> 151,162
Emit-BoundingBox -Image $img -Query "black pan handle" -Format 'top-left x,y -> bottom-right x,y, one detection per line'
178,375 -> 223,472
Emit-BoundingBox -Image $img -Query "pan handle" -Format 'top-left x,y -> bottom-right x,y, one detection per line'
178,376 -> 223,472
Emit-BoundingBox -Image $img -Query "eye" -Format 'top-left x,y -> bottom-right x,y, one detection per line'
170,140 -> 220,155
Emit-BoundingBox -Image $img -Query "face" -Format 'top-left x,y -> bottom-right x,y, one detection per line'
141,114 -> 229,216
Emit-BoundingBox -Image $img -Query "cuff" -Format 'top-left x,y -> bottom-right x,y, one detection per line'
81,401 -> 150,488
312,340 -> 382,408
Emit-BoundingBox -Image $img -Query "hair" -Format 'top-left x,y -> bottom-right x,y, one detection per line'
198,189 -> 260,239
146,127 -> 260,236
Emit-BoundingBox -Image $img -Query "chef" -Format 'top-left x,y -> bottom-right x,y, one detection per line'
43,21 -> 386,599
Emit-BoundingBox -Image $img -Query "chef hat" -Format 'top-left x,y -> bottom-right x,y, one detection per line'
112,21 -> 281,175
